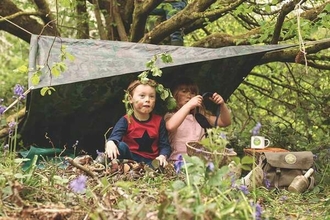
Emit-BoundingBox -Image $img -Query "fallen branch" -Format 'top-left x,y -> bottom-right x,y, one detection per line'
0,107 -> 26,139
64,156 -> 97,179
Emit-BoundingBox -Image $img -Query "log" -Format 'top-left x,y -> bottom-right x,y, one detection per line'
0,107 -> 26,139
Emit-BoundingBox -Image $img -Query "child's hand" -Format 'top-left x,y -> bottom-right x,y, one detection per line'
210,93 -> 225,105
187,95 -> 203,110
105,140 -> 119,160
155,155 -> 168,167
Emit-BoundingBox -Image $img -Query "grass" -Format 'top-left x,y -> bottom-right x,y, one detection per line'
0,145 -> 329,220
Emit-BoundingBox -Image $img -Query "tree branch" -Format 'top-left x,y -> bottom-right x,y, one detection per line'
271,0 -> 305,44
32,0 -> 60,35
260,38 -> 330,65
92,0 -> 107,40
76,0 -> 90,39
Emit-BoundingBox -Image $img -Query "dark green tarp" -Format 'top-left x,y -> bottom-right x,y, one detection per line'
20,35 -> 293,156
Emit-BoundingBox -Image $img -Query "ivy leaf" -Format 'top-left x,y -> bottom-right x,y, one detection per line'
166,97 -> 177,110
160,89 -> 169,100
157,84 -> 164,91
151,67 -> 162,77
161,53 -> 173,63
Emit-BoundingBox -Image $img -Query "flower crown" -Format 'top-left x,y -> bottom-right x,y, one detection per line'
123,53 -> 177,117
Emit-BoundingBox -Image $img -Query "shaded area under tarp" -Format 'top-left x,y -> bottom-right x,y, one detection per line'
19,35 -> 294,156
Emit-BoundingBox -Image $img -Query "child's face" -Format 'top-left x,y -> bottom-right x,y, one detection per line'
130,84 -> 156,117
176,86 -> 197,107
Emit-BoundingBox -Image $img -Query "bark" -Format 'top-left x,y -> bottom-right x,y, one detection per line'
130,0 -> 164,42
32,0 -> 59,35
92,0 -> 107,40
270,0 -> 306,44
76,0 -> 90,39
0,0 -> 59,43
113,0 -> 128,41
259,38 -> 330,68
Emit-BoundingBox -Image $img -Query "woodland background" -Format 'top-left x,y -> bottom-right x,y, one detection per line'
0,0 -> 329,219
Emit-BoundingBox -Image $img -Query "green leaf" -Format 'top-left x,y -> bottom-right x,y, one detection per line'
15,65 -> 28,73
66,53 -> 75,61
166,97 -> 177,110
265,5 -> 271,13
40,87 -> 50,96
152,67 -> 162,77
160,89 -> 169,100
171,180 -> 186,190
31,74 -> 40,86
240,164 -> 252,171
241,155 -> 254,165
51,66 -> 60,77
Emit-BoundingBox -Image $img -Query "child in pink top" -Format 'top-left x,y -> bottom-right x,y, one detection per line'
164,77 -> 231,161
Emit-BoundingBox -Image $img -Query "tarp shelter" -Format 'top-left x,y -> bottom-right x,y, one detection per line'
19,35 -> 293,156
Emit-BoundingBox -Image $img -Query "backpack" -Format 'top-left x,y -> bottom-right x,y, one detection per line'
259,151 -> 315,190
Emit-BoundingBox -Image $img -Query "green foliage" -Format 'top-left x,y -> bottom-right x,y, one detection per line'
123,53 -> 176,117
200,127 -> 229,152
0,33 -> 28,107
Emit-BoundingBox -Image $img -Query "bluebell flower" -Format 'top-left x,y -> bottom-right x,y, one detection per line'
13,84 -> 25,99
251,122 -> 262,136
8,121 -> 17,136
219,132 -> 227,139
279,195 -> 288,202
174,154 -> 184,173
0,99 -> 6,115
238,184 -> 249,195
96,150 -> 103,156
70,175 -> 87,193
263,172 -> 270,189
0,105 -> 6,115
250,201 -> 263,220
255,203 -> 262,220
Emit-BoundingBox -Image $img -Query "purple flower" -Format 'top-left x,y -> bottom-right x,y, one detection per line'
206,162 -> 215,172
96,150 -> 103,156
219,132 -> 227,139
8,121 -> 17,136
279,196 -> 288,202
174,154 -> 184,173
13,84 -> 25,99
251,122 -> 262,136
263,172 -> 270,189
70,175 -> 87,193
0,99 -> 6,115
250,202 -> 263,220
0,105 -> 6,115
238,184 -> 249,195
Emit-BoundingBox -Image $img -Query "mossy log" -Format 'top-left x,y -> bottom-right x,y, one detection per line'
0,107 -> 26,139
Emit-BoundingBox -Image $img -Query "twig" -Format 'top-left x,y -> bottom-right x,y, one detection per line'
3,87 -> 34,114
64,156 -> 97,179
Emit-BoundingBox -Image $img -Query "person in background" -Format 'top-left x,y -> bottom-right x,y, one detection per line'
164,77 -> 231,161
105,79 -> 171,167
150,0 -> 187,46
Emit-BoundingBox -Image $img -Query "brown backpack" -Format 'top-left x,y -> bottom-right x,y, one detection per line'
259,151 -> 315,190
